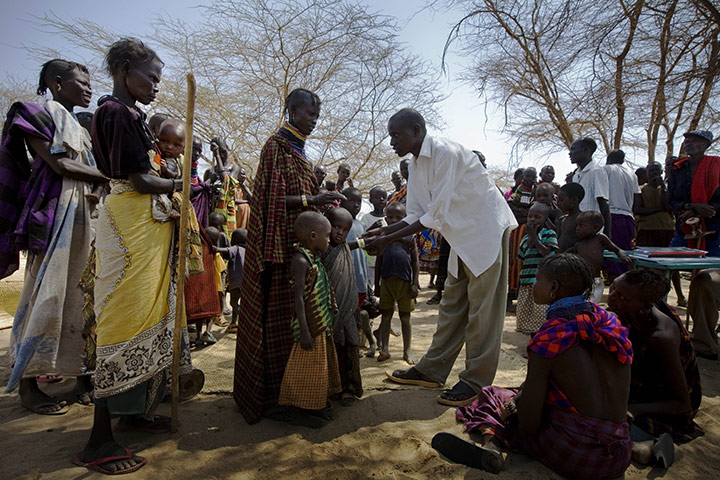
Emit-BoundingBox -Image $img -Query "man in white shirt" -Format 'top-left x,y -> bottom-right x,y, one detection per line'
604,149 -> 641,278
364,108 -> 517,406
570,138 -> 612,237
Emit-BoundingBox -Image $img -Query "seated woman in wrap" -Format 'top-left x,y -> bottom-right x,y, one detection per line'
432,253 -> 633,480
608,268 -> 703,469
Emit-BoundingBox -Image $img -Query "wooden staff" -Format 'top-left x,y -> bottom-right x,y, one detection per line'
172,73 -> 196,433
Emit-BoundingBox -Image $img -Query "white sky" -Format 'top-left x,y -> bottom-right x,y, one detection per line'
0,0 -> 578,181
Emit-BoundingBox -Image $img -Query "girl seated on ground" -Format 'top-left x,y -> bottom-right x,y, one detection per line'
432,253 -> 633,479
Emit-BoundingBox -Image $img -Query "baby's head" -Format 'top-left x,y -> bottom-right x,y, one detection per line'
557,182 -> 585,214
205,226 -> 221,246
340,187 -> 362,219
369,186 -> 388,212
208,212 -> 226,229
325,207 -> 353,246
148,113 -> 168,137
231,228 -> 247,246
533,253 -> 594,303
534,182 -> 555,206
325,179 -> 336,191
157,118 -> 185,159
575,211 -> 604,239
294,211 -> 331,253
385,202 -> 406,226
527,202 -> 551,228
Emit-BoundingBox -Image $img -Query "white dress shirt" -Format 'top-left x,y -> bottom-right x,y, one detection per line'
404,135 -> 517,277
605,163 -> 640,217
573,159 -> 609,213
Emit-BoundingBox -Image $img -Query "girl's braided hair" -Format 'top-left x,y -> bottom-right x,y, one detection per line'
37,59 -> 89,95
537,253 -> 594,299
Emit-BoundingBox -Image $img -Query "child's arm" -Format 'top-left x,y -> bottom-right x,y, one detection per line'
410,237 -> 420,298
291,253 -> 313,350
213,245 -> 231,259
598,234 -> 632,264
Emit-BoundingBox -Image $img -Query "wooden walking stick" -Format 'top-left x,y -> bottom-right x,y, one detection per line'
172,73 -> 196,433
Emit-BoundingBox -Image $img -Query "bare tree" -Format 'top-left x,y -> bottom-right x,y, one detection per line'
443,0 -> 719,163
21,0 -> 445,190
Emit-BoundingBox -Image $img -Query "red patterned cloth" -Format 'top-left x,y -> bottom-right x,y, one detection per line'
672,155 -> 720,250
233,130 -> 318,424
528,296 -> 633,365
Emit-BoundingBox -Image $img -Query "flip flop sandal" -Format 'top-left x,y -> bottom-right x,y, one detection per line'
385,368 -> 443,388
179,368 -> 205,402
431,432 -> 504,473
227,324 -> 239,333
76,391 -> 93,405
437,382 -> 479,407
37,375 -> 64,383
72,448 -> 147,475
652,433 -> 675,469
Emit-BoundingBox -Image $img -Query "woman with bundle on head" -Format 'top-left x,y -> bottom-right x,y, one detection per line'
233,88 -> 345,424
2,58 -> 107,414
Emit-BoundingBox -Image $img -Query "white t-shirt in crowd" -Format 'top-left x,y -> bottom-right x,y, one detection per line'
573,159 -> 609,214
605,163 -> 640,217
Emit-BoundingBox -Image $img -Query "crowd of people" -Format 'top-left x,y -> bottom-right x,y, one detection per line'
0,37 -> 717,478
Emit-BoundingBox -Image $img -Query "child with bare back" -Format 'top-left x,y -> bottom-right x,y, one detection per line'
278,211 -> 342,428
568,211 -> 632,303
433,254 -> 633,479
375,202 -> 419,364
556,182 -> 584,252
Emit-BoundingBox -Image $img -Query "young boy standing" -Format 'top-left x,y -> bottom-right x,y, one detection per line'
556,182 -> 585,252
341,187 -> 376,356
278,211 -> 341,428
516,203 -> 558,334
214,228 -> 247,333
361,186 -> 388,289
375,202 -> 420,364
322,207 -> 363,406
568,211 -> 632,303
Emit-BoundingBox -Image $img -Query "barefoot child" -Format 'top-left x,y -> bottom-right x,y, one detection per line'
322,208 -> 363,406
568,211 -> 632,303
556,182 -> 585,252
433,254 -> 633,479
341,187 -> 376,356
278,211 -> 342,427
209,211 -> 232,316
375,202 -> 419,364
197,226 -> 224,348
214,228 -> 247,334
515,202 -> 558,335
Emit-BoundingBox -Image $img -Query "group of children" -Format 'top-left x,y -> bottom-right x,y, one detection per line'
276,181 -> 421,426
509,168 -> 632,335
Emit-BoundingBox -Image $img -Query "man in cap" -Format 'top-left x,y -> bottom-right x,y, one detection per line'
667,130 -> 720,256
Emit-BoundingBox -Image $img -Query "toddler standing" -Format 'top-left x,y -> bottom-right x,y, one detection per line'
374,202 -> 419,364
278,211 -> 341,428
516,202 -> 558,334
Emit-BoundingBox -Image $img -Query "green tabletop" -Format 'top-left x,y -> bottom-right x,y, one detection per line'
604,248 -> 720,271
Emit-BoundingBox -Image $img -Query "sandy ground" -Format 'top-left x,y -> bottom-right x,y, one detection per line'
1,271 -> 719,479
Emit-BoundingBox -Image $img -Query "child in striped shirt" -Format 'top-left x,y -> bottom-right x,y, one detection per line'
516,202 -> 558,334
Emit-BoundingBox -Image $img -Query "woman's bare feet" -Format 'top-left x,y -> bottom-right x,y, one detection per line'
19,378 -> 68,415
377,351 -> 391,362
